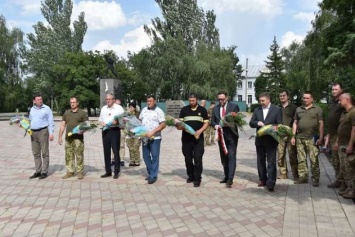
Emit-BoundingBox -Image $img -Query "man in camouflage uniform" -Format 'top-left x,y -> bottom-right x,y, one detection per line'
277,90 -> 298,180
205,102 -> 216,145
126,102 -> 141,166
58,97 -> 87,179
335,93 -> 355,199
326,83 -> 345,189
291,91 -> 324,187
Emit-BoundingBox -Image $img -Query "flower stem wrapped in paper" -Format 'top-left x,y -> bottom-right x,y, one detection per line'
9,115 -> 32,136
68,122 -> 98,137
165,115 -> 198,138
102,112 -> 128,131
219,112 -> 247,134
256,124 -> 294,143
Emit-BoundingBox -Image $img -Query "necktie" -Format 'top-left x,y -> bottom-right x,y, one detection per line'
222,106 -> 226,117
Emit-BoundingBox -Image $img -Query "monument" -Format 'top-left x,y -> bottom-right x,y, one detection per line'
99,55 -> 123,107
165,100 -> 186,118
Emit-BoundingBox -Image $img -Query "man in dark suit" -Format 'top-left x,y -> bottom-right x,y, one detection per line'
211,90 -> 240,188
249,92 -> 282,192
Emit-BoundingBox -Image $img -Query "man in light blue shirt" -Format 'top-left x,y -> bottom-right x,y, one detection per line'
29,94 -> 55,179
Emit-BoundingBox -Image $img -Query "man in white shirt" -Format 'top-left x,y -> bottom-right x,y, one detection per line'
99,93 -> 124,179
139,95 -> 166,184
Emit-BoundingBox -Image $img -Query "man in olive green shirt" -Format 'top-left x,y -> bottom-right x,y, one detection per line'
277,90 -> 298,180
326,83 -> 345,189
58,97 -> 87,179
334,93 -> 355,199
291,91 -> 324,187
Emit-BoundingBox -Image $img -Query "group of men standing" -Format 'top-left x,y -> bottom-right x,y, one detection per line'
26,85 -> 355,198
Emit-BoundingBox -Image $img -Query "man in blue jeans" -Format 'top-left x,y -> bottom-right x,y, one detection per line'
139,95 -> 166,184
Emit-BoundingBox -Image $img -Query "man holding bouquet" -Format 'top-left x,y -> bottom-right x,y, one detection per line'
211,90 -> 240,188
139,95 -> 166,184
99,93 -> 125,179
58,97 -> 87,179
177,93 -> 209,187
249,92 -> 282,192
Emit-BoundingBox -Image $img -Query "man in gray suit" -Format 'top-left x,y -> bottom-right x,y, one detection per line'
211,90 -> 240,188
249,92 -> 282,192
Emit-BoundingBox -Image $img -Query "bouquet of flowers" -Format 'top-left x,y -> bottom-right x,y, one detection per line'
123,115 -> 153,145
219,112 -> 247,134
102,112 -> 128,131
68,122 -> 98,137
256,124 -> 294,143
165,115 -> 198,138
9,115 -> 32,136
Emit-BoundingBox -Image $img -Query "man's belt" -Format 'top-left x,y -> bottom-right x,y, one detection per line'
32,126 -> 48,132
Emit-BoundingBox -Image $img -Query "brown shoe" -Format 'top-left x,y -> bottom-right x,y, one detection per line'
294,177 -> 308,184
62,173 -> 75,179
342,190 -> 355,199
277,174 -> 288,179
327,180 -> 341,188
338,187 -> 350,196
77,173 -> 84,179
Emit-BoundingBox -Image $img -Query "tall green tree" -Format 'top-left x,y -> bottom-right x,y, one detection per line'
0,15 -> 27,112
24,0 -> 87,108
255,36 -> 285,103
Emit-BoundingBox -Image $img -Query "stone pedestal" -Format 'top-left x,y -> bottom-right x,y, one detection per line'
99,78 -> 121,108
165,100 -> 186,118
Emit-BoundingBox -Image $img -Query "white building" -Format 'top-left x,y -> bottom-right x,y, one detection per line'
234,65 -> 267,106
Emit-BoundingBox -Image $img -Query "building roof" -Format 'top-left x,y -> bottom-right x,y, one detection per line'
241,65 -> 268,78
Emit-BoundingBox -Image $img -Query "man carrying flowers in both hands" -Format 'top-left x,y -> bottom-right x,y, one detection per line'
211,90 -> 240,188
177,93 -> 210,187
249,92 -> 282,192
58,97 -> 87,179
99,93 -> 125,179
139,95 -> 166,184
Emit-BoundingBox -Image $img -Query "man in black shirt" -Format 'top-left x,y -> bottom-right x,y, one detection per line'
177,93 -> 209,187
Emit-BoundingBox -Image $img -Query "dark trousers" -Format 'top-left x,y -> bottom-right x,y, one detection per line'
256,145 -> 277,188
182,138 -> 204,182
102,128 -> 120,174
218,130 -> 238,181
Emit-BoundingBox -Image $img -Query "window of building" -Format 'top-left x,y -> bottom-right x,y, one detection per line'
247,95 -> 252,104
237,95 -> 242,101
247,81 -> 253,89
237,80 -> 242,89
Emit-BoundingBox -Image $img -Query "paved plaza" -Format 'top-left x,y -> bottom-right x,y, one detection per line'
0,119 -> 354,237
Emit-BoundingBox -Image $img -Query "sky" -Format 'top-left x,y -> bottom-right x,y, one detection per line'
0,0 -> 321,68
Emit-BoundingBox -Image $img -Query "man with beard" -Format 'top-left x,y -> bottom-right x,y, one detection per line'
177,93 -> 209,187
326,83 -> 345,190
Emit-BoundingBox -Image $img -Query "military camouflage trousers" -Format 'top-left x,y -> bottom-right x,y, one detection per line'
277,138 -> 298,178
296,138 -> 320,181
126,137 -> 141,164
338,146 -> 355,186
329,135 -> 344,182
65,139 -> 84,174
204,126 -> 215,145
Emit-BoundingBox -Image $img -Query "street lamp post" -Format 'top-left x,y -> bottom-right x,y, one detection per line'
244,58 -> 249,109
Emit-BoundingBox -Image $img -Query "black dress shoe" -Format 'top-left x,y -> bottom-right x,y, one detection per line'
29,173 -> 41,179
226,180 -> 233,188
186,177 -> 194,183
148,178 -> 157,184
194,181 -> 201,187
219,178 -> 227,184
39,173 -> 47,179
268,186 -> 274,192
101,173 -> 112,178
113,173 -> 119,179
120,161 -> 125,166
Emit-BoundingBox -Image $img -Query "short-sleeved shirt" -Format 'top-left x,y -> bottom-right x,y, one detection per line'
327,99 -> 344,136
179,105 -> 209,142
280,102 -> 297,127
62,109 -> 87,140
337,107 -> 355,145
294,104 -> 323,139
99,104 -> 125,127
139,106 -> 165,139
